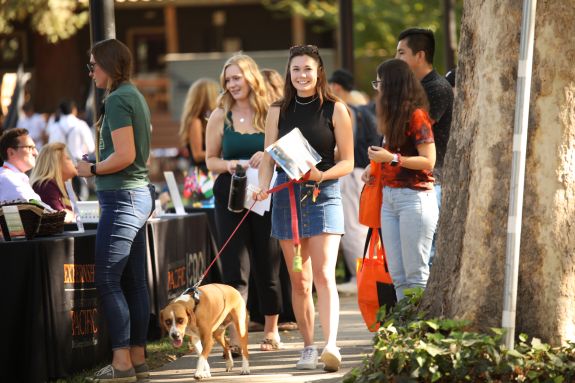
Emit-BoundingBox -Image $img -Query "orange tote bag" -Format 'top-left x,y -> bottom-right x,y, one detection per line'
358,160 -> 383,228
356,228 -> 396,332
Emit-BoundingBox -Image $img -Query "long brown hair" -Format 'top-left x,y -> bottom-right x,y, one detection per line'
375,59 -> 428,150
90,39 -> 133,94
217,54 -> 269,133
278,45 -> 338,115
179,78 -> 220,147
90,39 -> 134,160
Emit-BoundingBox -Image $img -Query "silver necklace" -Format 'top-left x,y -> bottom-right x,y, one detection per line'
295,95 -> 318,105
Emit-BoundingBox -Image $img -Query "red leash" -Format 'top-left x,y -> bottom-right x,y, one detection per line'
194,172 -> 310,287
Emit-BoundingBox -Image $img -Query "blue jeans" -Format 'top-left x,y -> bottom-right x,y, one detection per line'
428,183 -> 442,266
380,186 -> 438,301
95,185 -> 154,350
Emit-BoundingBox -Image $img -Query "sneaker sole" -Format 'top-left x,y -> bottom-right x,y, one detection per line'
296,363 -> 317,370
321,353 -> 341,372
91,378 -> 137,383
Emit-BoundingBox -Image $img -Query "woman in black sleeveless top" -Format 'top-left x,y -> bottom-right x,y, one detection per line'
256,45 -> 353,372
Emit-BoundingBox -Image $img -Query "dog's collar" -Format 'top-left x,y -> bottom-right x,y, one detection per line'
180,286 -> 201,306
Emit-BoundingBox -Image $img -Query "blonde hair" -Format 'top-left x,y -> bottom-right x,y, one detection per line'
30,142 -> 70,206
261,68 -> 284,104
179,78 -> 220,147
218,54 -> 269,133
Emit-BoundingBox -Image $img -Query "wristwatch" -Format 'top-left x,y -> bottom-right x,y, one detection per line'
390,153 -> 400,167
90,163 -> 98,176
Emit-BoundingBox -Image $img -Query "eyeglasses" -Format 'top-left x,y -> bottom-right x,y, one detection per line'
289,44 -> 319,56
86,62 -> 96,73
16,145 -> 37,151
371,80 -> 382,90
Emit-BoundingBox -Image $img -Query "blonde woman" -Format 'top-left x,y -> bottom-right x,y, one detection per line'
261,68 -> 284,104
30,142 -> 77,222
179,78 -> 220,171
206,53 -> 282,354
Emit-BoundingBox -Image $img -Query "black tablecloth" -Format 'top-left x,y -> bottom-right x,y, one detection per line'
0,213 -> 216,382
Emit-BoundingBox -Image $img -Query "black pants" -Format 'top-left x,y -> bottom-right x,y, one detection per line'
213,173 -> 282,315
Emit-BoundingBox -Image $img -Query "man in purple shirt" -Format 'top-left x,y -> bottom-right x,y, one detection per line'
0,128 -> 41,202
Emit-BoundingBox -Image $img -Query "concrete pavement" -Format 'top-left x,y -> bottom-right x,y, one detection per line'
149,295 -> 374,382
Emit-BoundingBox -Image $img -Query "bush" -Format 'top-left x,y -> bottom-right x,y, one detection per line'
344,289 -> 575,383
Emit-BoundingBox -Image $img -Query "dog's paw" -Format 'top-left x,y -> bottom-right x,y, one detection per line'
241,359 -> 250,375
225,358 -> 234,372
194,370 -> 212,380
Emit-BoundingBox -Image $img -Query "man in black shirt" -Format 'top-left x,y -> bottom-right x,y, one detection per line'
329,69 -> 381,294
396,28 -> 453,184
396,28 -> 454,263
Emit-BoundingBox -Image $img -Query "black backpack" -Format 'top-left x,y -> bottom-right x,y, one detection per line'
350,103 -> 381,169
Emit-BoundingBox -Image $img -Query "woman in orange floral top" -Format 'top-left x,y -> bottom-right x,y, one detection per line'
362,59 -> 439,301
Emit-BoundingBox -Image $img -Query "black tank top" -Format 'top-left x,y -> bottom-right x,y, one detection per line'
277,96 -> 336,172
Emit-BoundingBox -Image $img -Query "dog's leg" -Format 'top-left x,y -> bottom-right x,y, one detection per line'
194,331 -> 215,380
190,334 -> 210,380
232,304 -> 250,375
214,326 -> 234,372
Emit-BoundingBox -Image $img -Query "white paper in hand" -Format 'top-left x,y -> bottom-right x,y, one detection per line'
265,128 -> 321,180
243,167 -> 277,216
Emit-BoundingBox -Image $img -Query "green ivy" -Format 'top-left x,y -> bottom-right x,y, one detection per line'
344,289 -> 575,383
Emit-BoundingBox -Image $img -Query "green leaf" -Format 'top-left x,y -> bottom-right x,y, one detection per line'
507,349 -> 525,359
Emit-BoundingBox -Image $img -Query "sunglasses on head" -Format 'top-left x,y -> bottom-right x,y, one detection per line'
289,44 -> 320,56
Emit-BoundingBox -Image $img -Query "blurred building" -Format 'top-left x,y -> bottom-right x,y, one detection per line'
0,0 -> 336,148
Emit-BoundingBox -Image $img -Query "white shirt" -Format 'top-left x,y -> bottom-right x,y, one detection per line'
17,113 -> 46,151
0,162 -> 41,203
47,114 -> 95,160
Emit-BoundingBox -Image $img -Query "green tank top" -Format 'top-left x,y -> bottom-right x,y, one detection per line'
221,112 -> 264,160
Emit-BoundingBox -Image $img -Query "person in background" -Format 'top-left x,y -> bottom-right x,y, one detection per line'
364,58 -> 438,302
252,67 -> 298,332
261,68 -> 284,104
445,67 -> 456,88
205,53 -> 282,353
76,38 -> 154,383
328,68 -> 381,295
396,28 -> 453,263
17,102 -> 47,151
179,78 -> 220,173
255,45 -> 353,372
47,99 -> 95,200
0,128 -> 41,203
47,99 -> 95,161
30,142 -> 77,222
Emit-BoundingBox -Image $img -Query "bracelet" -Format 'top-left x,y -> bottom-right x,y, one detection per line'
317,171 -> 324,184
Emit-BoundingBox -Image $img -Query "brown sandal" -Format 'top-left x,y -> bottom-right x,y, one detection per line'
260,338 -> 283,351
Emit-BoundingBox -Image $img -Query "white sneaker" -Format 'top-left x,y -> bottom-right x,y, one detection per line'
336,279 -> 357,295
321,345 -> 342,372
296,345 -> 318,370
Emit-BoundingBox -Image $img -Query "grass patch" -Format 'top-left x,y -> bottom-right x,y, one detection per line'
53,337 -> 189,382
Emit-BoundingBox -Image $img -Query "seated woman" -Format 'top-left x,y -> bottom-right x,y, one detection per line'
30,142 -> 78,222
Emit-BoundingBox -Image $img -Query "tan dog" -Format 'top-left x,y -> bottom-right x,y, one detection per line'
160,283 -> 250,379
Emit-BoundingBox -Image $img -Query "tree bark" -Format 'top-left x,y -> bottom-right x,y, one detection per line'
422,0 -> 575,345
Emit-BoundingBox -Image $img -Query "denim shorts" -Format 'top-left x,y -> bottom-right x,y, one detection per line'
271,172 -> 344,240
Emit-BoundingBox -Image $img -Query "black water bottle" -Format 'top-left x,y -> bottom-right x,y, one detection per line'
228,164 -> 247,213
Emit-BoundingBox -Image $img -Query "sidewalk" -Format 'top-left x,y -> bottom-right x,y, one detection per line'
149,295 -> 374,382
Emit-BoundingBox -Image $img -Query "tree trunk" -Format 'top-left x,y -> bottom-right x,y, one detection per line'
422,0 -> 575,345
